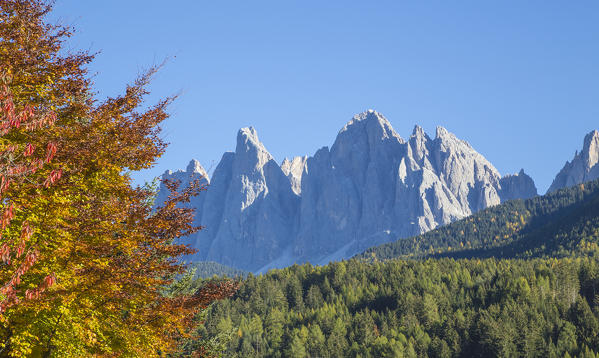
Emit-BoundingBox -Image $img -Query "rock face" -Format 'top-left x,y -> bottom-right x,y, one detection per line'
281,156 -> 307,195
499,169 -> 538,202
295,111 -> 537,262
159,110 -> 538,272
169,128 -> 300,270
548,130 -> 599,193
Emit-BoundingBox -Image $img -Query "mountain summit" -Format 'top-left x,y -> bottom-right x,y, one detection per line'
548,130 -> 599,193
159,111 -> 538,272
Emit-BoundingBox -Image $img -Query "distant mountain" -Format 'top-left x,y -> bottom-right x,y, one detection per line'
158,110 -> 537,272
155,159 -> 209,211
295,111 -> 537,266
359,177 -> 599,261
548,129 -> 599,193
186,127 -> 299,271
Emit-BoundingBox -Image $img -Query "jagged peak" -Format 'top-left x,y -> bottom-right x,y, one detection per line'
548,130 -> 599,193
435,126 -> 449,139
337,110 -> 404,144
236,126 -> 271,157
281,156 -> 304,174
234,127 -> 275,172
186,159 -> 206,174
435,125 -> 474,150
186,160 -> 209,182
503,168 -> 530,178
410,125 -> 432,144
237,126 -> 259,145
411,124 -> 425,137
341,110 -> 389,130
408,124 -> 431,162
583,129 -> 599,152
282,156 -> 308,167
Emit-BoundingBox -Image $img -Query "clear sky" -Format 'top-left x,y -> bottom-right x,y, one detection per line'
49,1 -> 598,193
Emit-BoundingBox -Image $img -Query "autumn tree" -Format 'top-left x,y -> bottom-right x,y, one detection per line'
0,83 -> 58,315
0,1 -> 237,356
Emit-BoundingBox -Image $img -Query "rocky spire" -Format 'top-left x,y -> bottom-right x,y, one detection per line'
186,159 -> 209,180
548,129 -> 599,193
184,126 -> 300,271
235,127 -> 273,170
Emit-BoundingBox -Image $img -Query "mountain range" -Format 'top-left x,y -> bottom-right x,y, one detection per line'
155,111 -> 599,272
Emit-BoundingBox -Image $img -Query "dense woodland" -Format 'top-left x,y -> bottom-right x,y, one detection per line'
199,258 -> 599,357
193,179 -> 599,357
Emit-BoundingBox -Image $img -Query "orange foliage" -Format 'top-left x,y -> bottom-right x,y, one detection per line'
0,1 -> 238,356
0,85 -> 58,314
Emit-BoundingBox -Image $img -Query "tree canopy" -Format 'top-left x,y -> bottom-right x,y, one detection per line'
0,1 -> 237,356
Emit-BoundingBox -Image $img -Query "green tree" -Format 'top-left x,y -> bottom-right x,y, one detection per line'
308,323 -> 326,357
265,308 -> 285,355
287,327 -> 308,358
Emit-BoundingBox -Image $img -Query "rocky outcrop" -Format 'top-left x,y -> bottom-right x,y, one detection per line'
159,110 -> 538,272
281,156 -> 307,195
499,169 -> 538,201
548,130 -> 599,193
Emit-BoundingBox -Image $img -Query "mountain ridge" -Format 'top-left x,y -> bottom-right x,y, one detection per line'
158,110 -> 539,272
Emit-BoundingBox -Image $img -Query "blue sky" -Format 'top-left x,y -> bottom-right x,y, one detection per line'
50,1 -> 598,193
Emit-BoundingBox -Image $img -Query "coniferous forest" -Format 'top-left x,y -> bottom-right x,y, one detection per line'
199,258 -> 599,357
193,180 -> 599,357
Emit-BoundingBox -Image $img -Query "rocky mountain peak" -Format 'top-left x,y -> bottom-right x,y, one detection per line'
583,130 -> 599,168
435,125 -> 449,139
411,124 -> 425,138
435,126 -> 474,150
584,129 -> 599,149
235,127 -> 273,169
408,125 -> 431,163
237,126 -> 263,151
186,159 -> 209,179
338,110 -> 404,143
548,129 -> 599,193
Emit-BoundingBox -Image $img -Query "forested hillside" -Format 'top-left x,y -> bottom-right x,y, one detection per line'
359,178 -> 599,262
199,257 -> 599,357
